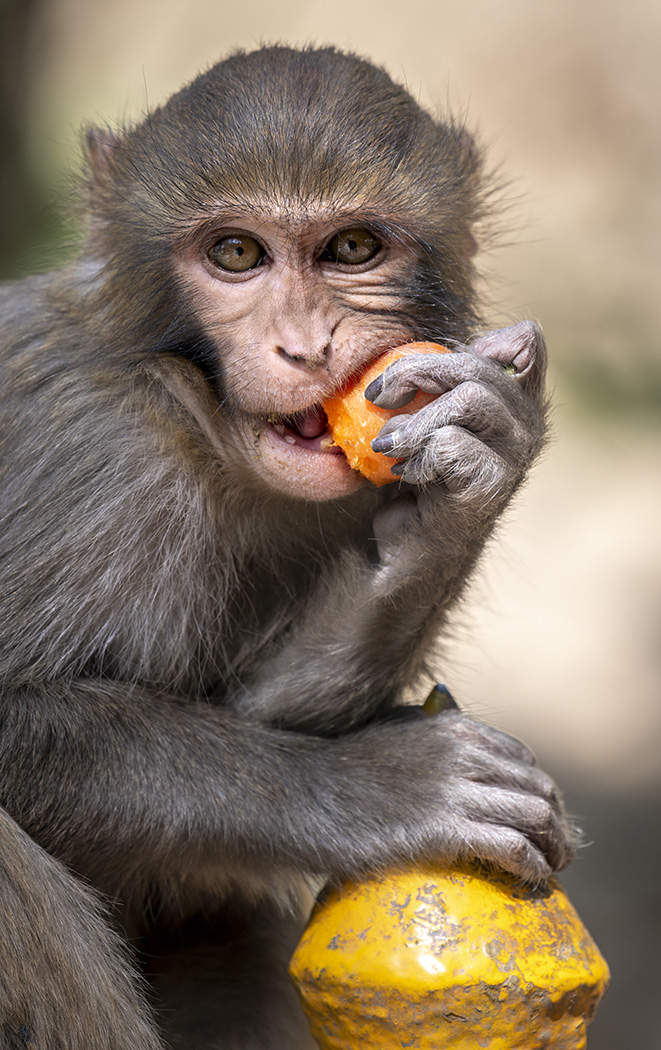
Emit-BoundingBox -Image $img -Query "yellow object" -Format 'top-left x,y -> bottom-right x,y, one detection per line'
290,864 -> 609,1049
323,343 -> 449,486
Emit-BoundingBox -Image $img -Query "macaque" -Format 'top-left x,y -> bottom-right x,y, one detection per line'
0,45 -> 574,1050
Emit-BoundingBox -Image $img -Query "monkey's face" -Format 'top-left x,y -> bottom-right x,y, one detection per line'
175,207 -> 421,501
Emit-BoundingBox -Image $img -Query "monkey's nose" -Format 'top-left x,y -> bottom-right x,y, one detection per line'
277,343 -> 331,369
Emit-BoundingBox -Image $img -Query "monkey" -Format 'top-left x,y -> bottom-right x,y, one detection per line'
0,44 -> 574,1050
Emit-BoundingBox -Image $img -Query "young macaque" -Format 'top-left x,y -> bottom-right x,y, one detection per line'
0,45 -> 573,1050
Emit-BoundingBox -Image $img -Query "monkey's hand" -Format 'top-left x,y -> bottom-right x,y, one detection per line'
333,708 -> 576,885
368,321 -> 546,566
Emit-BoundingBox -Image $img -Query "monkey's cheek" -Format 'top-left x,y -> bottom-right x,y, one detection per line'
251,423 -> 364,501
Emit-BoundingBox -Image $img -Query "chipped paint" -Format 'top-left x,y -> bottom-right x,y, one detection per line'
290,864 -> 609,1049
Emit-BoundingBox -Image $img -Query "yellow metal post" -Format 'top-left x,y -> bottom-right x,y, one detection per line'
290,863 -> 609,1049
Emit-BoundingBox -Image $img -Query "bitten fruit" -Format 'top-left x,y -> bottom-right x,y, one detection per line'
323,343 -> 450,486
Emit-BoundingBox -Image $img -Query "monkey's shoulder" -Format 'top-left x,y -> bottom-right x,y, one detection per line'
0,270 -> 91,386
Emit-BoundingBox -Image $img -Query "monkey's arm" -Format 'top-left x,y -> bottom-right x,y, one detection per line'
206,324 -> 572,880
0,680 -> 571,889
234,322 -> 546,730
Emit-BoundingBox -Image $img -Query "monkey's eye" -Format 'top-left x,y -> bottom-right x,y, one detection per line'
321,228 -> 381,266
209,235 -> 265,272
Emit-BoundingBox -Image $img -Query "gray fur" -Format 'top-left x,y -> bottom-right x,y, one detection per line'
0,45 -> 574,1050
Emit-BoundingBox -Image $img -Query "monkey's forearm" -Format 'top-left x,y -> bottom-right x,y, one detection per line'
0,680 -> 414,890
229,543 -> 472,733
0,679 -> 572,889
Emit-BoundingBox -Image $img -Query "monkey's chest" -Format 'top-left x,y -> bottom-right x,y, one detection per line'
96,560 -> 306,698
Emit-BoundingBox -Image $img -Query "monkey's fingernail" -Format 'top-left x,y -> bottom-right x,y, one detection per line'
284,435 -> 296,445
422,684 -> 459,716
371,434 -> 395,453
319,435 -> 335,450
512,345 -> 533,373
364,376 -> 383,402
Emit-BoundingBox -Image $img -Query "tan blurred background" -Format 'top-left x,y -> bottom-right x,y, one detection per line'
1,0 -> 659,1045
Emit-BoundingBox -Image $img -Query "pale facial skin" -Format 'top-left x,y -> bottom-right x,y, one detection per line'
174,203 -> 546,526
176,208 -> 417,500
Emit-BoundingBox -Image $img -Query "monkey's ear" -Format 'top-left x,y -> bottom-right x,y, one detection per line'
84,126 -> 122,181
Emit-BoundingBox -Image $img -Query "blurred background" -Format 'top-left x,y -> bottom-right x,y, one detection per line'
1,0 -> 659,1045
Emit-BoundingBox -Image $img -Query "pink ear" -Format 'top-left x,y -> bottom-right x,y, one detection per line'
84,126 -> 122,180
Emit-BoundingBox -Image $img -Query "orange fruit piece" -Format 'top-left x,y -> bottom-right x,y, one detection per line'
324,342 -> 450,486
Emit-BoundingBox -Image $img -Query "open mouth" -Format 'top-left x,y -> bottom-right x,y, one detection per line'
268,405 -> 343,455
254,401 -> 362,499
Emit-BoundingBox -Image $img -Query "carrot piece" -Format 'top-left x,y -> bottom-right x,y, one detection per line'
324,342 -> 449,485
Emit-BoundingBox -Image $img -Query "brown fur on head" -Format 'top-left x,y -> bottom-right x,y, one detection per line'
85,47 -> 482,260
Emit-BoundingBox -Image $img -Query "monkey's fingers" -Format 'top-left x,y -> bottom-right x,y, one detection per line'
442,818 -> 555,885
365,351 -> 501,407
454,781 -> 576,874
468,320 -> 547,400
365,336 -> 543,414
450,748 -> 565,813
371,381 -> 534,470
391,425 -> 512,491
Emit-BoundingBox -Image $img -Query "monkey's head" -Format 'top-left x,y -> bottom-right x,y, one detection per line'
84,46 -> 485,501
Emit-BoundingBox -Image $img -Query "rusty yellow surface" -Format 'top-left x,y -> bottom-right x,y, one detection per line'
290,865 -> 609,1049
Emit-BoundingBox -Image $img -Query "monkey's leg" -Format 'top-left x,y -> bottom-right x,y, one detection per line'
144,899 -> 317,1050
0,807 -> 163,1050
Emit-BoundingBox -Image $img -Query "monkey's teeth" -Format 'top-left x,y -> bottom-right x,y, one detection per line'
270,408 -> 337,453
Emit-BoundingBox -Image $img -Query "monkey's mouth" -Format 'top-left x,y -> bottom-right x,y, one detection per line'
267,406 -> 341,454
253,403 -> 361,500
